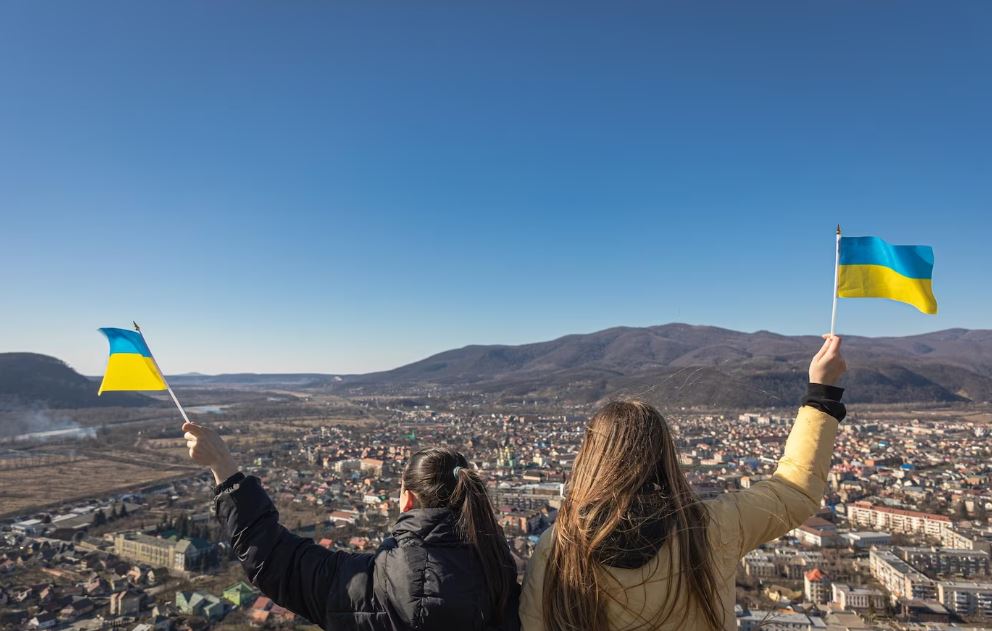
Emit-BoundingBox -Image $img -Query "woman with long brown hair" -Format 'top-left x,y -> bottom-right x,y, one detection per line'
520,335 -> 847,631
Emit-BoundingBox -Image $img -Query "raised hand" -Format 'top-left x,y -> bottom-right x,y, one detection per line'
809,334 -> 846,386
183,421 -> 239,484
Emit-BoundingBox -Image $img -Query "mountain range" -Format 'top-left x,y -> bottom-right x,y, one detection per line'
2,325 -> 991,409
326,324 -> 992,408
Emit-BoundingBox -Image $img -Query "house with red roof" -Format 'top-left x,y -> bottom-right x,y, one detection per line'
803,567 -> 831,604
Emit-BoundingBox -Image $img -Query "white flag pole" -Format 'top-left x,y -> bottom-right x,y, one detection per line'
133,321 -> 192,426
829,225 -> 841,336
164,384 -> 192,426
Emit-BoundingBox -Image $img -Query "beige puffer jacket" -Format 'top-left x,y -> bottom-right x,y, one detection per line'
520,406 -> 839,631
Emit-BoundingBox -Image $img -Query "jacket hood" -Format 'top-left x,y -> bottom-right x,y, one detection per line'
391,507 -> 461,544
593,493 -> 670,569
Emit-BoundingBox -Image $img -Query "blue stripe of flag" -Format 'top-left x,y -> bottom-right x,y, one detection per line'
99,328 -> 154,357
839,236 -> 934,280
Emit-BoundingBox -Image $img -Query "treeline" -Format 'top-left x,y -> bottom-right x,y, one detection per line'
156,513 -> 214,542
89,502 -> 130,526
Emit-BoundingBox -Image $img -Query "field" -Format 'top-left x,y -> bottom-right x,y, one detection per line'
0,391 -> 377,518
0,449 -> 201,518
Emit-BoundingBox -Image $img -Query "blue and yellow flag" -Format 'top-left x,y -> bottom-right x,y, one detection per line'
97,328 -> 168,395
837,236 -> 937,314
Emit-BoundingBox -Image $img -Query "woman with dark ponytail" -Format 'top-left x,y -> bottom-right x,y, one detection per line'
182,432 -> 521,631
400,448 -> 518,626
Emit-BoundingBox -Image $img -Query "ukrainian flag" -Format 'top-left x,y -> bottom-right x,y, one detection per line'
97,328 -> 168,395
837,236 -> 937,314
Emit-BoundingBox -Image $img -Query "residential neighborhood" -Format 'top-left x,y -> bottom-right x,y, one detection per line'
2,401 -> 991,629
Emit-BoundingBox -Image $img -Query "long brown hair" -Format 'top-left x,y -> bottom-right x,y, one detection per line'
402,447 -> 516,623
543,400 -> 723,630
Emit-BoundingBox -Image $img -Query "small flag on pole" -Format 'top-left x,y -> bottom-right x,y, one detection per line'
97,327 -> 168,395
837,235 -> 937,314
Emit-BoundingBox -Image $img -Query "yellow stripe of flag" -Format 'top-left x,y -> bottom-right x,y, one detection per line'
837,264 -> 937,315
98,354 -> 167,395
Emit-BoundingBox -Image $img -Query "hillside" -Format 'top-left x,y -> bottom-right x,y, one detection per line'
5,326 -> 992,410
0,353 -> 155,408
328,325 -> 992,407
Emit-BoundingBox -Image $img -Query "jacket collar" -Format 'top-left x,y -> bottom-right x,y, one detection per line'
391,507 -> 461,544
593,494 -> 669,569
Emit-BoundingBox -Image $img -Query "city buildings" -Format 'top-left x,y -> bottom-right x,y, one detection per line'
3,400 -> 990,629
803,567 -> 831,605
737,609 -> 825,630
895,546 -> 990,578
113,532 -> 214,573
831,583 -> 887,613
222,581 -> 259,608
848,501 -> 953,537
937,581 -> 992,617
175,590 -> 228,621
108,589 -> 143,616
870,549 -> 938,601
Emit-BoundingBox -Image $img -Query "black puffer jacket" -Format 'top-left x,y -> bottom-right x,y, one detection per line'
215,474 -> 521,631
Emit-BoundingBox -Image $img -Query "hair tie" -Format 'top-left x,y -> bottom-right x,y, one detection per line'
453,466 -> 462,478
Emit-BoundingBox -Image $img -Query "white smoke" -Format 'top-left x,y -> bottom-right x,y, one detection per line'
0,401 -> 94,442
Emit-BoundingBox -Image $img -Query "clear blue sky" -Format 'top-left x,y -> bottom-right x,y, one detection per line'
1,2 -> 990,375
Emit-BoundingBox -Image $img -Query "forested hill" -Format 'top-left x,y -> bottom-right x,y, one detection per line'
0,353 -> 153,408
328,325 -> 992,407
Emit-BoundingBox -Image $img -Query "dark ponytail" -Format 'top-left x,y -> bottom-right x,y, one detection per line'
403,448 -> 515,622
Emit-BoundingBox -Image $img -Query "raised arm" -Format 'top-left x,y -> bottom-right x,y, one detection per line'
714,335 -> 846,556
184,423 -> 373,626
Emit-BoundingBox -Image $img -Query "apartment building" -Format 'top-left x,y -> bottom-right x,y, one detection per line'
869,549 -> 937,601
847,501 -> 952,537
941,528 -> 992,553
791,517 -> 839,548
327,458 -> 383,476
895,546 -> 990,578
113,533 -> 213,573
937,581 -> 992,618
831,583 -> 887,612
804,568 -> 831,605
